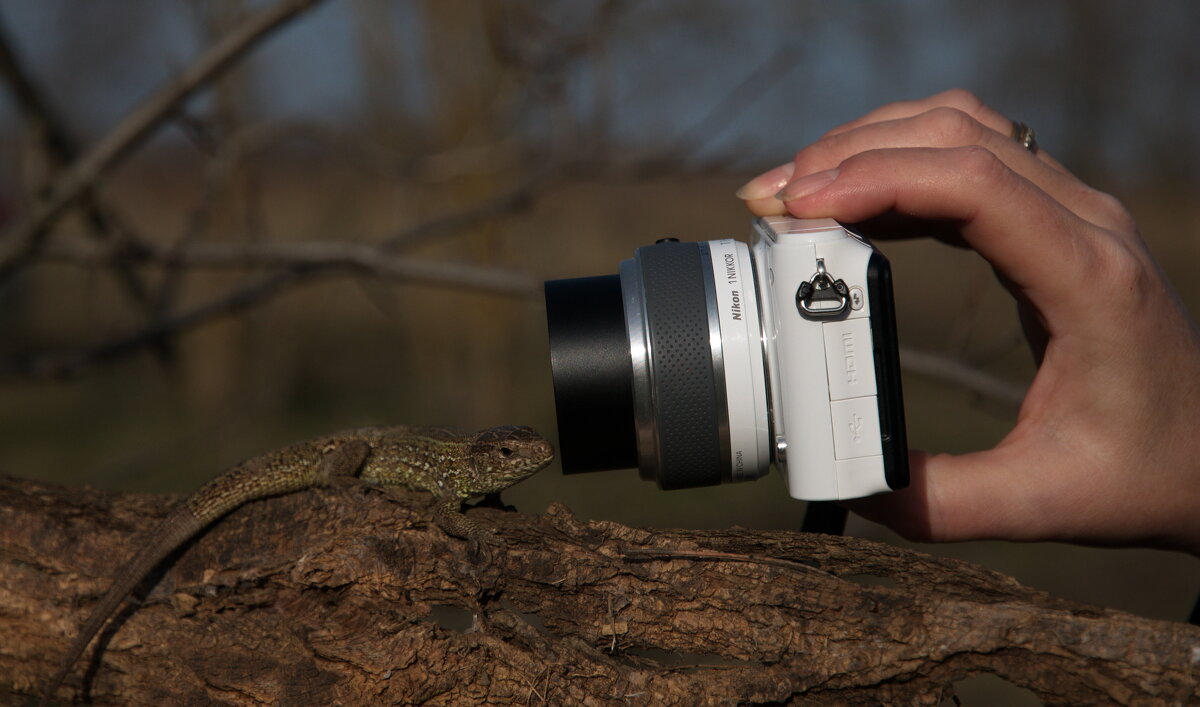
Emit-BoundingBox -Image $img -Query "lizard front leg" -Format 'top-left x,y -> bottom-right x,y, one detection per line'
432,497 -> 498,563
316,439 -> 372,484
364,485 -> 496,562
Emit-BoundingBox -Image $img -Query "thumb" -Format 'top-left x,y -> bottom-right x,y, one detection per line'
844,447 -> 1039,543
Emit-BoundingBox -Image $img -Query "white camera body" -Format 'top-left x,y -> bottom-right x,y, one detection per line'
545,216 -> 906,502
706,217 -> 906,501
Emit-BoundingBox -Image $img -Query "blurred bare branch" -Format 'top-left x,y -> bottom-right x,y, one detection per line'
899,346 -> 1025,413
44,237 -> 540,296
28,229 -> 1031,413
7,240 -> 538,380
0,1 -> 1034,419
382,169 -> 551,251
622,43 -> 804,174
1,270 -> 298,380
0,21 -> 72,169
0,15 -> 155,312
483,0 -> 632,157
150,0 -> 263,333
0,0 -> 327,281
191,119 -> 527,186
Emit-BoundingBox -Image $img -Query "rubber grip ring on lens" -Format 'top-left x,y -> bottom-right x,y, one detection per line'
636,242 -> 724,489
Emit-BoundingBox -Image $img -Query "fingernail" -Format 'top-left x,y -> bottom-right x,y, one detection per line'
735,162 -> 796,200
776,168 -> 839,202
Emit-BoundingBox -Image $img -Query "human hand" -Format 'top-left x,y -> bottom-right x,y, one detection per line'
737,89 -> 1200,554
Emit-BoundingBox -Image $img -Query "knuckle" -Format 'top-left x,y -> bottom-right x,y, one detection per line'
952,144 -> 1009,184
921,107 -> 985,145
789,148 -> 812,182
936,88 -> 987,115
1093,237 -> 1151,300
1086,188 -> 1138,232
794,137 -> 841,174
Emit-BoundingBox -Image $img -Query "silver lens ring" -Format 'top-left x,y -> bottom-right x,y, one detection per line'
704,239 -> 771,482
619,256 -> 658,478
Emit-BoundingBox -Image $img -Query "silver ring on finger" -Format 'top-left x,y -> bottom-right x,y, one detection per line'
1010,120 -> 1038,154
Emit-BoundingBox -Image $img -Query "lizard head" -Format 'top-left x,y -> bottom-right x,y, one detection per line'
467,425 -> 555,493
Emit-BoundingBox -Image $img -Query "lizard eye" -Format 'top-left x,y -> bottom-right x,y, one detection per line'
499,447 -> 514,458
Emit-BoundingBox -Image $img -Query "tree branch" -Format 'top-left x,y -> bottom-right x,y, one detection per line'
899,346 -> 1026,412
43,238 -> 540,296
631,44 -> 804,170
4,240 -> 539,380
25,237 -> 1027,411
380,169 -> 551,252
0,0 -> 327,280
0,15 -> 157,315
3,475 -> 1195,704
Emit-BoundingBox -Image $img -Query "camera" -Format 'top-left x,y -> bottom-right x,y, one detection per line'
544,217 -> 907,501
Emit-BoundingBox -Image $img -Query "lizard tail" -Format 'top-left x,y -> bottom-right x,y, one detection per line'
40,509 -> 202,706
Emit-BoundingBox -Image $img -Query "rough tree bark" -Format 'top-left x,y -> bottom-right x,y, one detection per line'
1,474 -> 1197,705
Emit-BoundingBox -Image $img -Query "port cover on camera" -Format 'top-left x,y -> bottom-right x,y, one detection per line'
822,318 -> 877,402
831,397 -> 883,460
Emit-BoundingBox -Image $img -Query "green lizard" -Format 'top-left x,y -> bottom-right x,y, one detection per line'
41,425 -> 554,705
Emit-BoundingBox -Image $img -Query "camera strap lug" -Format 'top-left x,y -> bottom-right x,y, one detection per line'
796,258 -> 850,319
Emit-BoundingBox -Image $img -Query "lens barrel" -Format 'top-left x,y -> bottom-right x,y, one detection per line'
544,274 -> 638,473
545,240 -> 768,489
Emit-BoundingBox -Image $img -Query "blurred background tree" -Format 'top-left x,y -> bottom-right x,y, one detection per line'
1,3 -> 1197,699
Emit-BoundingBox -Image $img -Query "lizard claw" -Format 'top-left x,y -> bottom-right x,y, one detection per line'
467,538 -> 490,565
433,500 -> 504,566
466,528 -> 502,565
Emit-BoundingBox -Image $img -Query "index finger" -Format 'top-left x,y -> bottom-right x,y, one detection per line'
826,89 -> 1070,174
781,145 -> 1112,327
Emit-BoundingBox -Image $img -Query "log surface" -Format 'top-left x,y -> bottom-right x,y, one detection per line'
1,475 -> 1196,705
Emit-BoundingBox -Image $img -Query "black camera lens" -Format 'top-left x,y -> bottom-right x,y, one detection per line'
543,273 -> 638,474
